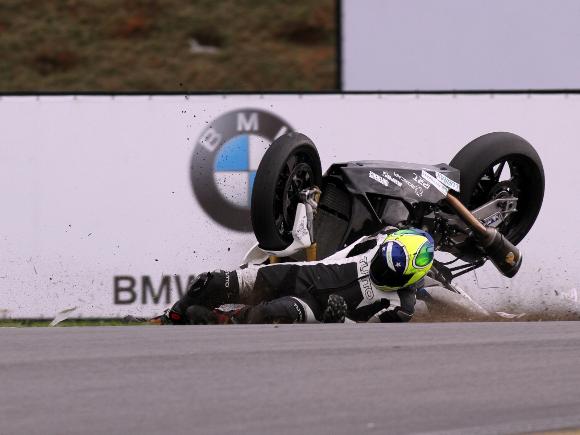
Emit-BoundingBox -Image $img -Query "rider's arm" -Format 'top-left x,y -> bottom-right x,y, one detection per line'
367,285 -> 417,323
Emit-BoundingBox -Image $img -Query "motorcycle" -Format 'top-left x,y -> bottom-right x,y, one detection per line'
245,131 -> 545,292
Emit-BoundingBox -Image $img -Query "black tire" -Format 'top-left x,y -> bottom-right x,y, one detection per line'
449,132 -> 544,245
251,132 -> 322,250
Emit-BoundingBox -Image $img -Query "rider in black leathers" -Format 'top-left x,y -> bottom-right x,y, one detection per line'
160,227 -> 435,325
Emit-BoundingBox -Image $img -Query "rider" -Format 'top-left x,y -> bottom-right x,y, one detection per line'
159,227 -> 435,324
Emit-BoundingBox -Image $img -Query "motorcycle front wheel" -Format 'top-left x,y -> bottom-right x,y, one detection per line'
251,132 -> 322,251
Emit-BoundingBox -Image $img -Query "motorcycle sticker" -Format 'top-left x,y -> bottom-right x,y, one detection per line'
369,170 -> 390,188
435,171 -> 460,192
381,171 -> 403,187
390,171 -> 424,197
421,170 -> 449,195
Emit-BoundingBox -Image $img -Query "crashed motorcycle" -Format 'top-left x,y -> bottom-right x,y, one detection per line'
244,131 -> 544,301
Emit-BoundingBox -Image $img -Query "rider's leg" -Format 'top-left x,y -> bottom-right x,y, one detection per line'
233,296 -> 321,324
234,293 -> 348,324
183,293 -> 348,324
165,270 -> 239,324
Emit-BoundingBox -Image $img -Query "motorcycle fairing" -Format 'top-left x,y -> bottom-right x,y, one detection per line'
325,161 -> 461,205
313,161 -> 461,258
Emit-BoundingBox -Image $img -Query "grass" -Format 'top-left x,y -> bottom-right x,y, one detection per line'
0,318 -> 145,327
0,0 -> 337,92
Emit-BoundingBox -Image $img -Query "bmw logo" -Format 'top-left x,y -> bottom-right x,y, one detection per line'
191,109 -> 293,231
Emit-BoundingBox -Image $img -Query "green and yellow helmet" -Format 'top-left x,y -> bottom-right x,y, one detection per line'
369,228 -> 435,291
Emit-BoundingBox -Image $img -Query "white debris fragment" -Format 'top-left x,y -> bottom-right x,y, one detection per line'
49,307 -> 78,327
189,38 -> 220,54
495,311 -> 527,319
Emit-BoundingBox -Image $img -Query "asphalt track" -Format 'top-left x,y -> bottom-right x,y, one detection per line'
1,323 -> 580,435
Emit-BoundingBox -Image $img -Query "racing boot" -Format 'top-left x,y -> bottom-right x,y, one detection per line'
146,308 -> 186,325
322,294 -> 348,323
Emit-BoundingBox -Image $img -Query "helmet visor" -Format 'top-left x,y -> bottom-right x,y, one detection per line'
413,240 -> 434,269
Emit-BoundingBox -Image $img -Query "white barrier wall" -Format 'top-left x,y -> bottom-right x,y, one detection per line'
1,94 -> 579,318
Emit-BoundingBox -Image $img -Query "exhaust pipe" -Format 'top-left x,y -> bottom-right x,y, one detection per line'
478,227 -> 522,278
445,193 -> 522,278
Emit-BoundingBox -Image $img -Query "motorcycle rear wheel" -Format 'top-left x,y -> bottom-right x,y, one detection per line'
251,132 -> 322,250
449,132 -> 545,245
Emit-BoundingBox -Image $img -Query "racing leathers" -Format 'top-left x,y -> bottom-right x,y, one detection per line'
168,227 -> 422,324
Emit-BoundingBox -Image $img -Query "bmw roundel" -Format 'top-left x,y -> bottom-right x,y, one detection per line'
190,109 -> 293,231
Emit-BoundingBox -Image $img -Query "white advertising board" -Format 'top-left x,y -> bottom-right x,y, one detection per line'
343,0 -> 580,91
1,94 -> 579,318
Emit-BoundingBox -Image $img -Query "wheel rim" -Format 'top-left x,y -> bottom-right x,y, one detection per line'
272,152 -> 315,243
468,155 -> 540,243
